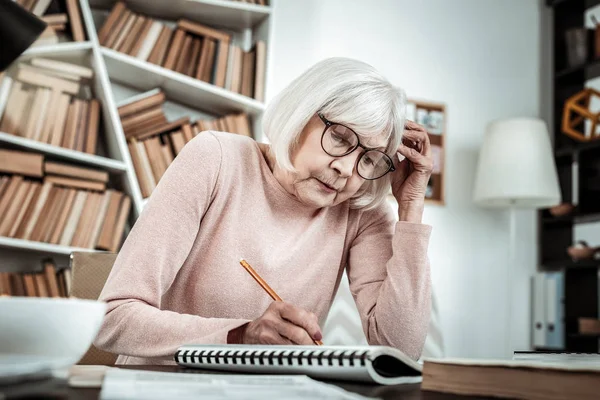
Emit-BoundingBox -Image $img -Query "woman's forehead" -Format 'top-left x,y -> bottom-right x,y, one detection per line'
359,133 -> 390,150
323,112 -> 393,149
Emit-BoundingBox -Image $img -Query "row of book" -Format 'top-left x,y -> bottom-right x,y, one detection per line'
118,89 -> 253,138
0,259 -> 71,297
118,90 -> 252,198
16,0 -> 87,46
0,149 -> 130,251
0,58 -> 101,155
98,2 -> 266,101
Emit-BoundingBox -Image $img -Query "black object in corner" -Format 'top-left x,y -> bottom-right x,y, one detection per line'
0,0 -> 47,72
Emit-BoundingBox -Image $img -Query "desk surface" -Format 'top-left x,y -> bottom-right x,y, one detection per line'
0,366 -> 492,400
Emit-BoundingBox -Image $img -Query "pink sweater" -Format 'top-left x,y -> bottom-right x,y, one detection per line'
94,131 -> 432,364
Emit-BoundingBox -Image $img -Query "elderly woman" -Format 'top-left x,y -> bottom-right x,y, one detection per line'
94,57 -> 433,365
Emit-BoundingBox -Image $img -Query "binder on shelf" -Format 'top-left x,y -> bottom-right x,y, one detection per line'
532,273 -> 547,348
545,271 -> 565,349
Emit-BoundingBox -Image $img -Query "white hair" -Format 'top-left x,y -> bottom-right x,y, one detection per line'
262,57 -> 406,210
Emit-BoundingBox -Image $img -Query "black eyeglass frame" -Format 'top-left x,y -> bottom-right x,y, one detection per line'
318,112 -> 396,180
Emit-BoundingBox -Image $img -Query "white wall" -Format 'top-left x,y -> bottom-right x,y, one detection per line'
268,0 -> 549,358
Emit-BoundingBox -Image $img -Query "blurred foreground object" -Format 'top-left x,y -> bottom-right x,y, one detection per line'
0,0 -> 47,71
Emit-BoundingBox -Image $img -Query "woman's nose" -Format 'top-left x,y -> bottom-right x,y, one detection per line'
331,153 -> 358,178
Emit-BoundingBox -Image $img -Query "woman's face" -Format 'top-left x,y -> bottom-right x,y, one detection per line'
279,114 -> 389,208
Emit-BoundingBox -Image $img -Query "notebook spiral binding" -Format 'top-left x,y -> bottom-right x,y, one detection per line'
175,348 -> 370,368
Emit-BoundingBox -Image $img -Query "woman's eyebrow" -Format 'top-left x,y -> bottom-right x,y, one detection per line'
357,132 -> 387,150
363,140 -> 387,151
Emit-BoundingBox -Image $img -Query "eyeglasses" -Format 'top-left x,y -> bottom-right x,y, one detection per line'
318,113 -> 395,180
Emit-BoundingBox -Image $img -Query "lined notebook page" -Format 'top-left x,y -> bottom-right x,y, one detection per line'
100,369 -> 370,400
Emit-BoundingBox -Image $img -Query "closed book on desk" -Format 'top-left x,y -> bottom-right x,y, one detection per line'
422,358 -> 600,400
174,344 -> 421,385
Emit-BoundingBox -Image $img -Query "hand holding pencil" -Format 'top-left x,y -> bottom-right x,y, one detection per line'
239,259 -> 324,346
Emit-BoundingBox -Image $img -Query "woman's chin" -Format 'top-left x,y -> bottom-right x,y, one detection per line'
299,188 -> 346,208
294,190 -> 332,208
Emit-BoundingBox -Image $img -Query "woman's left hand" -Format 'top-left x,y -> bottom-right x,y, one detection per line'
390,121 -> 433,222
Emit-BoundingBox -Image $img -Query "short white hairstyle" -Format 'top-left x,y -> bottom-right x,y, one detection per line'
262,57 -> 406,210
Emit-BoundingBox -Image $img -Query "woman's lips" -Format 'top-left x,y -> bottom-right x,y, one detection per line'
315,178 -> 338,192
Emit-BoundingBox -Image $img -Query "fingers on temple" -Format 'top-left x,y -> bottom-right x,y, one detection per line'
402,125 -> 431,156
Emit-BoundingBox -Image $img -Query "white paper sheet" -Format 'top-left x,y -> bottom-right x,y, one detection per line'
100,369 -> 373,400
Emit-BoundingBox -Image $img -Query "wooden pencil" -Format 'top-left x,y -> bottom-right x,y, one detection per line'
239,258 -> 324,346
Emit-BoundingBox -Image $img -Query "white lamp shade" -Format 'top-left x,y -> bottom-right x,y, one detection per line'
473,118 -> 561,209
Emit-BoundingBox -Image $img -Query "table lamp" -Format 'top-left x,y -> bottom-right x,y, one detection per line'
473,117 -> 561,358
0,0 -> 47,71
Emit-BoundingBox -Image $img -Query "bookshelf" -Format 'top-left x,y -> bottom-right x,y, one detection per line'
540,0 -> 600,353
0,0 -> 273,283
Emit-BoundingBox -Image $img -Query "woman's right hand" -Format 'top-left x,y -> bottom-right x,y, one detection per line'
241,302 -> 323,345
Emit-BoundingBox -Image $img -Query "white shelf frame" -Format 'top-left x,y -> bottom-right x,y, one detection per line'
89,0 -> 271,31
23,41 -> 94,56
0,237 -> 98,256
0,132 -> 127,173
0,0 -> 273,259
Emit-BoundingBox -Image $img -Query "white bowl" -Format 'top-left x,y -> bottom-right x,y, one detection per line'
0,297 -> 106,383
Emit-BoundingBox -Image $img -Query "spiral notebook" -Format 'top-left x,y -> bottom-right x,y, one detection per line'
174,344 -> 422,385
